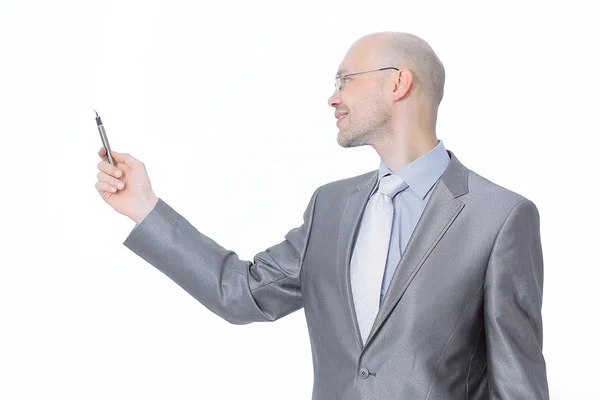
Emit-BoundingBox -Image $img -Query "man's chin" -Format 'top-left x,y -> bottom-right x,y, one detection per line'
337,130 -> 366,148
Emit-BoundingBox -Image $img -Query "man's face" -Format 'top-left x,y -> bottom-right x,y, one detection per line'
328,49 -> 392,148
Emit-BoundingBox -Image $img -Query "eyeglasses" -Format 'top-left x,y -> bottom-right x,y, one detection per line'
334,67 -> 399,91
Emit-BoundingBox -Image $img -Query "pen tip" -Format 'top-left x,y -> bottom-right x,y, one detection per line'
94,109 -> 98,117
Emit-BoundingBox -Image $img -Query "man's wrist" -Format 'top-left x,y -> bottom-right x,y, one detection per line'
132,194 -> 159,224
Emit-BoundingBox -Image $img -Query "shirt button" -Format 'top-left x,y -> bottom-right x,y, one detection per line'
359,367 -> 370,379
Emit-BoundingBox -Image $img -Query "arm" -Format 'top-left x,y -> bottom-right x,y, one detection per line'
122,187 -> 320,324
484,199 -> 550,399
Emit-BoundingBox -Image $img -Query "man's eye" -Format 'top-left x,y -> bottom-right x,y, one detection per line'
343,77 -> 351,84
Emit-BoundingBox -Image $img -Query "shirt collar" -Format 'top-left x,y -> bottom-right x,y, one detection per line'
370,139 -> 450,200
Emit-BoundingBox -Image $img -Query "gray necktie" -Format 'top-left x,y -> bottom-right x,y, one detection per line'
350,173 -> 408,345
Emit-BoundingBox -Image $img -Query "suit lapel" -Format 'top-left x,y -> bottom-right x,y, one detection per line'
337,170 -> 379,350
337,150 -> 469,350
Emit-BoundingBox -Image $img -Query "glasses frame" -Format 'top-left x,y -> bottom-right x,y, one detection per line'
334,67 -> 399,91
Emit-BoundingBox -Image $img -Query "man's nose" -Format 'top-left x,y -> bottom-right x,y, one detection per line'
328,89 -> 342,107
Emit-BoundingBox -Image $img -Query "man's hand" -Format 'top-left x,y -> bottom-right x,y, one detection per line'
95,147 -> 159,223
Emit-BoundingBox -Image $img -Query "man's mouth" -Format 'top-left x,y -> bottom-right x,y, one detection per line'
337,114 -> 348,125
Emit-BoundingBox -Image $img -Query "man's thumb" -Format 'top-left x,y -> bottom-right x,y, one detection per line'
110,151 -> 138,167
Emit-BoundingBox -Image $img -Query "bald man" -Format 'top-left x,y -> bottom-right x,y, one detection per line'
96,31 -> 549,399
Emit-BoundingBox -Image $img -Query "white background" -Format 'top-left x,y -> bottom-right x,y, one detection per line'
1,0 -> 598,398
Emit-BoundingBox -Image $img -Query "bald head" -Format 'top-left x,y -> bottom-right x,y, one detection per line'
350,32 -> 445,108
329,32 -> 444,153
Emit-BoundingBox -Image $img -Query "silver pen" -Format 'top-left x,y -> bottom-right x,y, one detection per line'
94,109 -> 115,166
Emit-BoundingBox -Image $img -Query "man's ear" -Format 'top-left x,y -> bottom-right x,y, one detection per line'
392,69 -> 413,100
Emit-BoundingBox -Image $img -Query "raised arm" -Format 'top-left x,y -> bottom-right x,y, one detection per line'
122,187 -> 320,325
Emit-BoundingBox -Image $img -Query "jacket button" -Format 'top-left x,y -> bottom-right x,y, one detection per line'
358,367 -> 370,379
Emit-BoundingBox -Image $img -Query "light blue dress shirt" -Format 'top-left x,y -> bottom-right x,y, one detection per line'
368,139 -> 450,306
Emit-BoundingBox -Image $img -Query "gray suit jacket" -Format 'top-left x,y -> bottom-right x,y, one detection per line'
123,150 -> 549,399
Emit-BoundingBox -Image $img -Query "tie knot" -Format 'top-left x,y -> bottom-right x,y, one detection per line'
378,173 -> 408,199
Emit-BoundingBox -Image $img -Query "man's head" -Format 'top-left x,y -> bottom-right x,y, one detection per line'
328,32 -> 445,149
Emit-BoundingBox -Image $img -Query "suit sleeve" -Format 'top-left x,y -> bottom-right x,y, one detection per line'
483,198 -> 550,399
122,186 -> 320,324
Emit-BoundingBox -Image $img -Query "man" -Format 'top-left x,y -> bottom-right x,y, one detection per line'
95,31 -> 549,399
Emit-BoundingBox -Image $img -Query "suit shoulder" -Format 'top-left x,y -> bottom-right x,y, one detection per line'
318,169 -> 377,194
466,168 -> 537,211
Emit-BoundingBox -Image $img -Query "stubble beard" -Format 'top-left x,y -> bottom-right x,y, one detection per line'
337,112 -> 390,149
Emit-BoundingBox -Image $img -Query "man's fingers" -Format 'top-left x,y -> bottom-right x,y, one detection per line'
98,147 -> 111,165
96,180 -> 118,194
97,159 -> 123,178
97,170 -> 125,190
